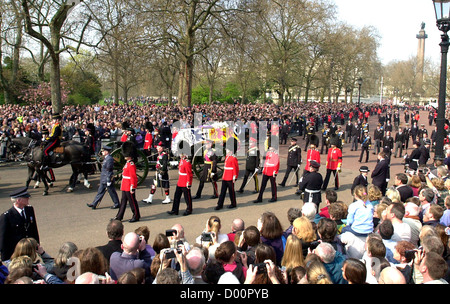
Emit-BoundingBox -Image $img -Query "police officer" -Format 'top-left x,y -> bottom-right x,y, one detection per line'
238,137 -> 260,194
193,139 -> 219,199
279,138 -> 302,187
298,160 -> 323,209
0,187 -> 40,261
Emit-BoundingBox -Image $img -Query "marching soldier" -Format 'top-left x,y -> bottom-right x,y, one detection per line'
142,142 -> 171,204
193,139 -> 219,199
382,130 -> 394,160
254,146 -> 280,203
238,137 -> 260,194
298,160 -> 323,208
373,124 -> 384,155
359,130 -> 372,163
216,142 -> 239,210
113,141 -> 140,223
143,122 -> 153,157
394,127 -> 406,158
304,122 -> 316,151
279,138 -> 302,187
322,136 -> 342,191
167,151 -> 193,216
320,123 -> 330,155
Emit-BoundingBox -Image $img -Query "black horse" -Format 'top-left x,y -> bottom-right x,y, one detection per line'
7,137 -> 55,188
25,140 -> 95,195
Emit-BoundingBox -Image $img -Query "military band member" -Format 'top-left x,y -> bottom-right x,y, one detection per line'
113,141 -> 140,223
298,160 -> 323,208
322,136 -> 342,191
167,152 -> 193,216
193,139 -> 219,199
216,144 -> 239,210
359,130 -> 372,163
142,142 -> 171,204
254,146 -> 280,203
320,123 -> 330,155
304,122 -> 316,151
279,138 -> 302,187
238,137 -> 260,193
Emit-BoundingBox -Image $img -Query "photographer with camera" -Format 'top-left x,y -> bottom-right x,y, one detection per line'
154,240 -> 194,284
109,232 -> 152,282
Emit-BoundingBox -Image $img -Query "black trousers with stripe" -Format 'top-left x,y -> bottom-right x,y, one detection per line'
217,180 -> 237,208
116,191 -> 140,220
171,186 -> 193,213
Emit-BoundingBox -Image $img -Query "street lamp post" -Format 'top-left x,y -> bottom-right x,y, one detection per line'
357,77 -> 363,108
433,0 -> 450,161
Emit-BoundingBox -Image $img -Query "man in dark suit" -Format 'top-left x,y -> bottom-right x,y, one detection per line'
87,145 -> 120,209
351,166 -> 370,195
371,151 -> 390,196
394,173 -> 414,203
96,219 -> 124,265
0,187 -> 40,261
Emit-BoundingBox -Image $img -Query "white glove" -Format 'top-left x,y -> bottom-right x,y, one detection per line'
107,182 -> 111,187
211,173 -> 215,178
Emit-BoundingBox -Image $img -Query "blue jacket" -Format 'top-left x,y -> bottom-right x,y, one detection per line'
324,251 -> 347,284
100,154 -> 114,184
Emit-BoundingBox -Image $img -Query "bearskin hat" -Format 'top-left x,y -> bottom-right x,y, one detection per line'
122,141 -> 137,158
310,135 -> 319,147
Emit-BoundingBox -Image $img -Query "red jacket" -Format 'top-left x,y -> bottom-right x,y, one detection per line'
144,133 -> 152,150
222,154 -> 239,181
326,147 -> 342,170
305,149 -> 320,171
120,133 -> 128,142
263,151 -> 280,176
177,158 -> 193,187
121,161 -> 138,191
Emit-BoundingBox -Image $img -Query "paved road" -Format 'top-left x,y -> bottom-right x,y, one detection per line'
0,110 -> 435,258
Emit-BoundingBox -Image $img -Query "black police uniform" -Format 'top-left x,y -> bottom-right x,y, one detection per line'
0,188 -> 40,261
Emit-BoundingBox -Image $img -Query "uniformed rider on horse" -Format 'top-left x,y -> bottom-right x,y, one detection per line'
41,113 -> 63,170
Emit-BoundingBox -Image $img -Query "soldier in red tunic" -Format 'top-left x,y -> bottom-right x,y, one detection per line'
167,151 -> 193,216
113,141 -> 140,222
143,122 -> 153,157
254,146 -> 280,203
322,136 -> 342,191
215,141 -> 239,210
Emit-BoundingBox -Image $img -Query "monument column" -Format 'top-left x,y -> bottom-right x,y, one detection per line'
416,22 -> 428,90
